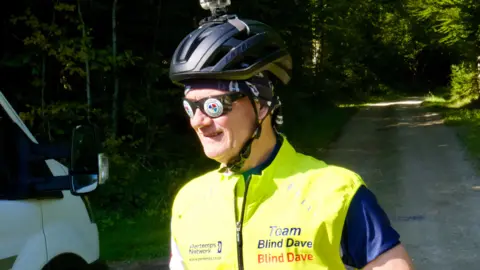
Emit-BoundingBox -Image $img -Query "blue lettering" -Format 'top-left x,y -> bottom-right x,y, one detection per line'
286,238 -> 313,248
269,226 -> 302,237
258,239 -> 284,249
258,240 -> 265,249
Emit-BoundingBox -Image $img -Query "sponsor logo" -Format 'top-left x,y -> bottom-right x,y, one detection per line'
189,241 -> 223,255
188,241 -> 223,262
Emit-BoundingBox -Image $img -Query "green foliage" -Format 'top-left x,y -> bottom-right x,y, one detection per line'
406,0 -> 480,57
407,0 -> 468,45
18,102 -> 101,142
449,61 -> 479,103
11,5 -> 90,85
88,131 -> 214,224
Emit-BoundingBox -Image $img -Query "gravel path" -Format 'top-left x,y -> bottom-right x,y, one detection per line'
324,99 -> 480,269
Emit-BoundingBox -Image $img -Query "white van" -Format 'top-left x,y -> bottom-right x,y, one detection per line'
0,91 -> 109,270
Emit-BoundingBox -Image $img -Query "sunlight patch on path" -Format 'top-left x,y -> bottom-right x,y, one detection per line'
365,100 -> 424,107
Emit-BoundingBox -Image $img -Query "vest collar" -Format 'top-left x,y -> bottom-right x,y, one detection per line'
219,134 -> 297,181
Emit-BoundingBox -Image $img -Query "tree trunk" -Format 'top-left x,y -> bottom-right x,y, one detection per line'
146,0 -> 163,152
41,54 -> 53,142
77,0 -> 92,114
319,1 -> 324,73
477,56 -> 480,92
316,0 -> 324,76
112,0 -> 119,138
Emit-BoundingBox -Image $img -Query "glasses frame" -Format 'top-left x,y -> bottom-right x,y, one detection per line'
182,92 -> 247,119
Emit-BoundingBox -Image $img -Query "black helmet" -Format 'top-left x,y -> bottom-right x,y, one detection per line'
169,15 -> 292,86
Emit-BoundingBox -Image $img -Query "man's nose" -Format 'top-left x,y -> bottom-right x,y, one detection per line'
190,108 -> 213,129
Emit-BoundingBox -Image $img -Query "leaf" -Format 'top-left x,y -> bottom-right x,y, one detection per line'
54,3 -> 76,12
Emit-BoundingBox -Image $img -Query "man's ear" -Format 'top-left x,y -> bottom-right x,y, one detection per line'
258,104 -> 270,121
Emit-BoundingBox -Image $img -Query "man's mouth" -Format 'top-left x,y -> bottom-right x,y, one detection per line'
203,131 -> 223,138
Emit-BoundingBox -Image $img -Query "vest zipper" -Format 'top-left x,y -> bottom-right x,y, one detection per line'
236,175 -> 252,270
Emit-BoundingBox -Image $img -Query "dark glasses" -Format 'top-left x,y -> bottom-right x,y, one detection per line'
182,92 -> 246,118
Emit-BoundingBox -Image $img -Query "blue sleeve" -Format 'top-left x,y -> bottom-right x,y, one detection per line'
341,185 -> 401,268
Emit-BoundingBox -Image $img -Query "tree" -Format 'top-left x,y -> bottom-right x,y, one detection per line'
407,0 -> 480,100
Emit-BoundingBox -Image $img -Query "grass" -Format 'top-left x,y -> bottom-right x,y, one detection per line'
442,108 -> 480,168
96,102 -> 359,264
422,90 -> 480,109
99,214 -> 170,262
421,92 -> 480,170
424,93 -> 447,104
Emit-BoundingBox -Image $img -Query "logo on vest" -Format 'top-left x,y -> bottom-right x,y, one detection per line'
257,226 -> 314,264
188,241 -> 223,262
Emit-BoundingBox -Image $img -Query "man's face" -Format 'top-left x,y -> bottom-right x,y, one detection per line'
184,88 -> 256,164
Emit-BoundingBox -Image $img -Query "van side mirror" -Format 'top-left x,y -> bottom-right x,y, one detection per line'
70,125 -> 109,195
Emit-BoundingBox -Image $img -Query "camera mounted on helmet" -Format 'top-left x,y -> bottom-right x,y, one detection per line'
199,0 -> 234,25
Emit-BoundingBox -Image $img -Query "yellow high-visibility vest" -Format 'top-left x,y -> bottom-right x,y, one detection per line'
170,136 -> 365,269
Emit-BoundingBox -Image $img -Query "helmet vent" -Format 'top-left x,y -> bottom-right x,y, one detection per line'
203,45 -> 232,68
185,35 -> 208,61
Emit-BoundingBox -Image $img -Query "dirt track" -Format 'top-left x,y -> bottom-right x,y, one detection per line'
108,98 -> 480,269
325,99 -> 480,269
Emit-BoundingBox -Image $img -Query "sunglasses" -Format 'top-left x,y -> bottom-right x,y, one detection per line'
182,92 -> 247,118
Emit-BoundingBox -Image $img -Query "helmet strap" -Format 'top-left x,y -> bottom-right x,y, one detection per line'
270,96 -> 283,133
220,95 -> 276,174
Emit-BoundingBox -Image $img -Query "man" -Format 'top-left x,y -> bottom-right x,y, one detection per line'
168,13 -> 415,270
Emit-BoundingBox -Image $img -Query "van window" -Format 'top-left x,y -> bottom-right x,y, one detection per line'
0,111 -> 53,199
0,116 -> 12,196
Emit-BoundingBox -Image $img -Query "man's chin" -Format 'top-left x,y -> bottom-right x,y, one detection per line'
203,148 -> 232,164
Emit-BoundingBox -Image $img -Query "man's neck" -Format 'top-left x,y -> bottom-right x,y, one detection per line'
239,127 -> 277,173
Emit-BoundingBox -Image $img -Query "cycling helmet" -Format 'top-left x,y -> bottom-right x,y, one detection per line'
169,15 -> 292,173
169,15 -> 292,86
